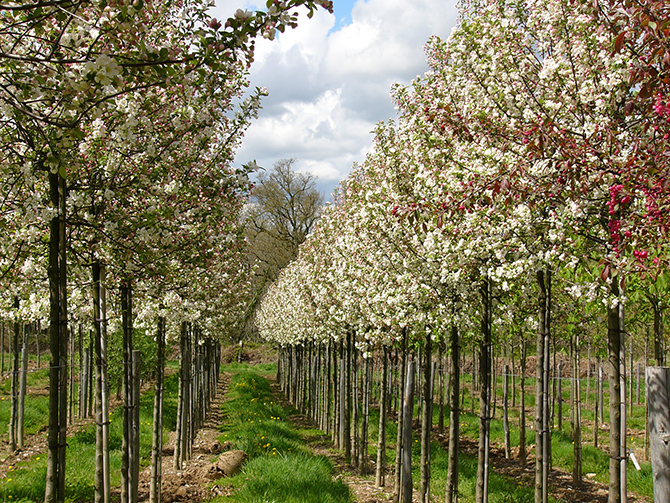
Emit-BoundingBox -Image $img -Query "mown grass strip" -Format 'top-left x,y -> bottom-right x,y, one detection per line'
210,368 -> 351,503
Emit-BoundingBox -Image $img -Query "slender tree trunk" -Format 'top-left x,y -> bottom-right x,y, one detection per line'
121,280 -> 139,503
1,323 -> 5,376
9,298 -> 20,452
519,337 -> 527,466
93,261 -> 111,503
401,360 -> 415,503
361,354 -> 371,473
376,346 -> 389,486
45,172 -> 68,503
572,330 -> 582,484
57,174 -> 69,503
608,278 -> 626,503
476,278 -> 492,503
503,364 -> 511,459
393,329 -> 408,503
419,330 -> 433,503
445,323 -> 460,503
18,324 -> 28,449
535,269 -> 549,503
557,361 -> 563,431
438,340 -> 445,433
150,317 -> 166,503
652,299 -> 664,365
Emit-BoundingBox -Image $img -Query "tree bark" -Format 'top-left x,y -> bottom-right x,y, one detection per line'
393,329 -> 408,503
476,278 -> 492,503
419,331 -> 433,503
572,330 -> 582,484
18,324 -> 28,449
401,360 -> 415,503
9,298 -> 20,452
376,346 -> 389,486
608,278 -> 626,503
503,364 -> 511,459
445,323 -> 460,503
150,317 -> 166,503
45,172 -> 68,503
519,337 -> 527,466
535,269 -> 550,503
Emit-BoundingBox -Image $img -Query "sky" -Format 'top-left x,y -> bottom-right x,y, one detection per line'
212,0 -> 459,199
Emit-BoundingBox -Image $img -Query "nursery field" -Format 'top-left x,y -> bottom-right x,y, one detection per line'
0,346 -> 655,503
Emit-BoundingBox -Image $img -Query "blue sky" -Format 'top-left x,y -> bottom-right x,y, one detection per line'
332,0 -> 356,28
212,0 -> 459,199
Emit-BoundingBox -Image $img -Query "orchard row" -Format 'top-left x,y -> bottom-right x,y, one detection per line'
0,2 -> 333,503
257,1 -> 669,503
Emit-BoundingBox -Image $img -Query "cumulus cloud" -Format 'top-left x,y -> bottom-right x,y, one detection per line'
212,0 -> 459,198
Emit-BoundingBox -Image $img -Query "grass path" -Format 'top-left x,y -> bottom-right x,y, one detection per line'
208,365 -> 351,503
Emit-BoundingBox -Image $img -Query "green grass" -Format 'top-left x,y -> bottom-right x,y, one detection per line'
0,368 -> 180,502
209,369 -> 351,503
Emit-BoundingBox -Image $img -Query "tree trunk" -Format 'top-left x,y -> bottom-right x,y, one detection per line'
18,324 -> 28,449
401,360 -> 415,503
519,338 -> 527,466
121,280 -> 139,503
445,323 -> 460,503
45,172 -> 68,503
438,340 -> 445,433
150,317 -> 166,503
535,269 -> 550,503
653,299 -> 664,365
503,364 -> 511,459
476,278 -> 492,503
360,354 -> 371,473
1,323 -> 5,376
9,298 -> 20,452
557,361 -> 563,431
608,278 -> 626,503
376,346 -> 389,486
572,330 -> 582,485
393,329 -> 408,503
419,330 -> 433,503
93,261 -> 111,503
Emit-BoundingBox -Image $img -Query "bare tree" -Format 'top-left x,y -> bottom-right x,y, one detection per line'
246,158 -> 323,279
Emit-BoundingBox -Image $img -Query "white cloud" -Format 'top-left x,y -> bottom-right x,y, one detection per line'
212,0 -> 459,199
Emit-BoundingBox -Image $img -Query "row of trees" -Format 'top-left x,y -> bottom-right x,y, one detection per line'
0,1 -> 333,502
257,1 -> 669,503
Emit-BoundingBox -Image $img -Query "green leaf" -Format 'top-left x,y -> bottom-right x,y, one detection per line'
159,47 -> 169,59
58,164 -> 67,179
